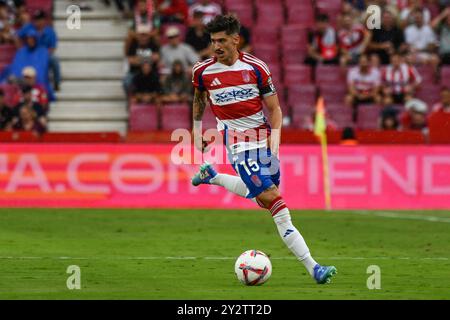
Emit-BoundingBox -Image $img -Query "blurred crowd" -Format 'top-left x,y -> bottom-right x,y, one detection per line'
123,0 -> 251,110
303,0 -> 450,134
0,0 -> 58,135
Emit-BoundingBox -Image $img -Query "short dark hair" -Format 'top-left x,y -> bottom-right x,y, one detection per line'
205,14 -> 240,35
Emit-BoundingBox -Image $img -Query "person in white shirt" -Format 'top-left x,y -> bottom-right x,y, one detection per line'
404,9 -> 440,73
345,54 -> 382,120
189,0 -> 222,25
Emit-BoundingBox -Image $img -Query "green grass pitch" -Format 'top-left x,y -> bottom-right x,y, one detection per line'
0,209 -> 449,299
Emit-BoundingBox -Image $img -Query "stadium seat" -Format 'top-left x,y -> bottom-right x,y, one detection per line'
319,84 -> 347,102
291,102 -> 314,128
251,25 -> 280,47
26,0 -> 53,17
286,3 -> 315,26
268,64 -> 282,88
252,45 -> 280,66
256,2 -> 284,27
129,103 -> 159,131
441,67 -> 450,87
416,84 -> 441,107
315,65 -> 347,85
161,103 -> 191,130
283,64 -> 312,85
356,104 -> 382,129
428,112 -> 450,144
225,0 -> 254,27
282,49 -> 306,65
0,84 -> 20,107
287,84 -> 317,105
281,25 -> 308,47
0,44 -> 16,64
330,109 -> 353,129
415,65 -> 435,84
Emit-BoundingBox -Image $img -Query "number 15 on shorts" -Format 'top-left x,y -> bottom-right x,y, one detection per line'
235,159 -> 260,176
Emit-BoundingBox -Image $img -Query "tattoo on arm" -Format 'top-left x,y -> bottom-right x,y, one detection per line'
193,89 -> 207,121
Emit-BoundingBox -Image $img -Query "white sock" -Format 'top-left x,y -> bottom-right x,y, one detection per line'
210,173 -> 249,198
269,198 -> 318,276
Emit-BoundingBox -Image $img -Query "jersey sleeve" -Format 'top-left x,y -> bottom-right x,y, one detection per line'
253,62 -> 276,98
191,62 -> 206,91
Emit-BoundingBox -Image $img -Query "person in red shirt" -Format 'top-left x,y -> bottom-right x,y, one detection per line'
12,66 -> 49,110
305,14 -> 340,66
431,87 -> 450,115
338,13 -> 371,67
155,0 -> 188,24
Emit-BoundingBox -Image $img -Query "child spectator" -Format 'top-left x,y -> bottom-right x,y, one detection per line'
380,106 -> 400,130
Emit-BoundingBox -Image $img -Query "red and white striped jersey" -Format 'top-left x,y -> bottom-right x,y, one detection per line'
192,52 -> 277,154
382,63 -> 422,95
338,24 -> 366,55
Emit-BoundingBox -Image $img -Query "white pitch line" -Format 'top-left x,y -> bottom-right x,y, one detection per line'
351,210 -> 450,223
0,256 -> 447,261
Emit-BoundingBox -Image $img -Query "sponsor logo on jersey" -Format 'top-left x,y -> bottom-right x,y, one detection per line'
215,88 -> 256,104
242,70 -> 251,83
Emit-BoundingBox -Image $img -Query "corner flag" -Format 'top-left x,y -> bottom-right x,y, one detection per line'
314,97 -> 332,210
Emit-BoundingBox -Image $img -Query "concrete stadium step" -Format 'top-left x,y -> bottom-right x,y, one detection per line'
49,103 -> 128,121
51,100 -> 126,109
48,121 -> 128,136
54,0 -> 121,20
58,41 -> 124,61
55,20 -> 129,41
61,61 -> 125,80
56,80 -> 125,100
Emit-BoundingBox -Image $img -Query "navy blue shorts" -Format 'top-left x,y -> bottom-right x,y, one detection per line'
229,148 -> 280,199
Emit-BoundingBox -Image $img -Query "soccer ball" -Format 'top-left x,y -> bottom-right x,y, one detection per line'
234,250 -> 272,286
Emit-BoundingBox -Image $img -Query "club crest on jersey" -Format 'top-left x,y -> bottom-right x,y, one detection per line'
242,70 -> 251,83
251,175 -> 262,187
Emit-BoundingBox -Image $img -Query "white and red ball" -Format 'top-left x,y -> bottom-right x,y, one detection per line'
234,250 -> 272,286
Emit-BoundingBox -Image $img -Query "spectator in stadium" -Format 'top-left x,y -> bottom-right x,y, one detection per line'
431,7 -> 450,65
338,13 -> 371,66
381,52 -> 422,104
404,9 -> 440,75
400,98 -> 428,131
380,106 -> 400,130
124,24 -> 160,93
161,59 -> 192,104
160,26 -> 199,74
133,0 -> 154,30
346,54 -> 382,120
188,0 -> 222,25
340,127 -> 358,145
0,2 -> 16,45
11,104 -> 46,135
155,0 -> 189,24
18,10 -> 60,92
368,10 -> 407,65
431,86 -> 450,114
305,14 -> 340,66
0,29 -> 53,101
400,0 -> 432,27
238,23 -> 252,53
12,66 -> 48,109
185,11 -> 212,60
130,59 -> 162,104
12,85 -> 46,128
0,88 -> 13,130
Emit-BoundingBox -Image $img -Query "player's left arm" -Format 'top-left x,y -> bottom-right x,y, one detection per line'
263,93 -> 282,158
